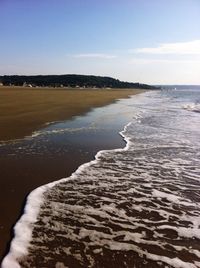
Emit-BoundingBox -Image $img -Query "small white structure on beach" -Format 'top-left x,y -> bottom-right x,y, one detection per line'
23,82 -> 33,87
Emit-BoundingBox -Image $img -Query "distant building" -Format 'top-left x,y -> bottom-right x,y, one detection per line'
0,82 -> 3,86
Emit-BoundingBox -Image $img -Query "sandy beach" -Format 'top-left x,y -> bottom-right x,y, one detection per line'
0,87 -> 143,261
0,87 -> 143,141
1,0 -> 199,266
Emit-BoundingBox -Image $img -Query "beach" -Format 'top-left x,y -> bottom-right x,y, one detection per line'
0,87 -> 143,261
2,88 -> 200,267
0,87 -> 143,141
1,0 -> 199,266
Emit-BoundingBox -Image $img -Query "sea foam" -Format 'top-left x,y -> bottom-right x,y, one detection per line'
2,122 -> 131,268
2,89 -> 200,267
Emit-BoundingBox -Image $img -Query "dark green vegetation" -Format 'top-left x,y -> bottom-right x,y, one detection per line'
0,74 -> 157,89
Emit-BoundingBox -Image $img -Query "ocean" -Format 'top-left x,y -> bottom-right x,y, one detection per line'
2,88 -> 200,268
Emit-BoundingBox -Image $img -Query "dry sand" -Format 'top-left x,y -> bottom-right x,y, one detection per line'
0,86 -> 144,141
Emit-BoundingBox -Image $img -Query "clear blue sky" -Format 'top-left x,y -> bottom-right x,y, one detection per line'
0,0 -> 200,84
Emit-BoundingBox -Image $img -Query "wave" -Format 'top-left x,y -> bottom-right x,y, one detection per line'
3,121 -> 200,267
31,126 -> 98,138
2,90 -> 200,267
183,103 -> 200,113
1,122 -> 131,268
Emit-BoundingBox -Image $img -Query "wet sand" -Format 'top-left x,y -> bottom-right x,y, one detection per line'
0,86 -> 142,141
0,89 -> 143,261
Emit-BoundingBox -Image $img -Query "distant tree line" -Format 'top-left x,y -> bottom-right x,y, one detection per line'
0,74 -> 157,89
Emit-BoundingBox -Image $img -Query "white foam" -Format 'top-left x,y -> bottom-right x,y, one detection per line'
183,103 -> 200,113
107,241 -> 197,268
1,178 -> 72,267
158,225 -> 200,239
152,189 -> 196,207
31,126 -> 98,137
1,186 -> 46,267
2,116 -> 134,267
2,90 -> 200,267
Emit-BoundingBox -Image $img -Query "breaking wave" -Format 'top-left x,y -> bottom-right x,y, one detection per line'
183,103 -> 200,113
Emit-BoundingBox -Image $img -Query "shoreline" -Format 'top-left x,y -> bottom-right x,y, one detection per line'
3,89 -> 200,267
2,122 -> 131,267
0,87 -> 144,142
0,91 -> 144,261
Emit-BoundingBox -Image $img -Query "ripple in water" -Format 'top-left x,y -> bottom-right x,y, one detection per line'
3,90 -> 200,268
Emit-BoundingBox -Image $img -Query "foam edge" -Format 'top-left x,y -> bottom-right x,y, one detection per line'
1,122 -> 132,268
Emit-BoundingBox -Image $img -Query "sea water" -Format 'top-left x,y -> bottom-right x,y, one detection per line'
2,89 -> 200,268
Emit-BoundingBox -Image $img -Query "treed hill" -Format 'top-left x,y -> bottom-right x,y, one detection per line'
0,74 -> 157,89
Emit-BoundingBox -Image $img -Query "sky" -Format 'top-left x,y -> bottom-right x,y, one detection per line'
0,0 -> 200,84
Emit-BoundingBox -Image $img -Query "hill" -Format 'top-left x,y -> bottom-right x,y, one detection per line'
0,74 -> 157,89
